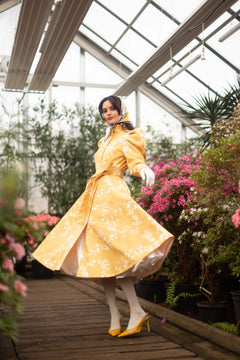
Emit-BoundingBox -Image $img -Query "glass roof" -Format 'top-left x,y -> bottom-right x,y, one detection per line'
0,0 -> 240,142
79,0 -> 240,111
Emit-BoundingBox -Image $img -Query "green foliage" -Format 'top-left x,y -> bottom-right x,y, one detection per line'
0,170 -> 38,340
29,100 -> 105,216
211,321 -> 240,336
183,78 -> 240,150
166,280 -> 200,309
0,100 -> 29,199
145,125 -> 194,162
179,130 -> 240,302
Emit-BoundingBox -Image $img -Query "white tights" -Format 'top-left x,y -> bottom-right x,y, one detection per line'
102,277 -> 146,330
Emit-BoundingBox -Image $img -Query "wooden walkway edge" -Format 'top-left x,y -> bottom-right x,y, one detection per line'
1,276 -> 239,360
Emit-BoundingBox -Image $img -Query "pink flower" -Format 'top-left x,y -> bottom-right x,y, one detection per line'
161,318 -> 166,323
14,197 -> 25,215
32,222 -> 39,230
232,209 -> 240,228
5,233 -> 15,243
9,242 -> 25,260
14,280 -> 27,297
0,282 -> 9,292
48,216 -> 59,226
44,231 -> 49,237
2,257 -> 14,274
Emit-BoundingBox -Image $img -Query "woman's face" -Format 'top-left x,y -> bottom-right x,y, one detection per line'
102,100 -> 120,126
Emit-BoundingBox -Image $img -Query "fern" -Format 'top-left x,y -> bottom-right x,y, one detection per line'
166,280 -> 178,308
211,321 -> 240,335
166,280 -> 200,309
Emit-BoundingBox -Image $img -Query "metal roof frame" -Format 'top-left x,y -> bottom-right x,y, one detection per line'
114,0 -> 238,96
74,32 -> 204,135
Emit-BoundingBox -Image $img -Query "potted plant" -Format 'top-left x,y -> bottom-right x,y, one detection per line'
229,191 -> 240,322
183,114 -> 240,322
135,153 -> 202,309
134,272 -> 169,303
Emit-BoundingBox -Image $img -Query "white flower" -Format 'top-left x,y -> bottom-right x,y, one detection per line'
201,247 -> 209,254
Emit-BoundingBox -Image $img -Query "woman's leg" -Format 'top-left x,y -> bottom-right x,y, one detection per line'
102,278 -> 121,330
118,277 -> 146,329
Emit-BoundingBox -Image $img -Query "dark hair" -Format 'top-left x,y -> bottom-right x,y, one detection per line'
98,95 -> 134,130
98,95 -> 121,118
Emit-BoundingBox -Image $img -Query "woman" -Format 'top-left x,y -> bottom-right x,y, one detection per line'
33,95 -> 174,337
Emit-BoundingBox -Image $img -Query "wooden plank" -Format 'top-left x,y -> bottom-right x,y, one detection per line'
11,277 -> 239,360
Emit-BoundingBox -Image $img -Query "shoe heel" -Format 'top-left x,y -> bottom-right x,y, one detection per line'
146,318 -> 150,332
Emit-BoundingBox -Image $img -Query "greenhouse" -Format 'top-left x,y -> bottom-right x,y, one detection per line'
0,1 -> 240,359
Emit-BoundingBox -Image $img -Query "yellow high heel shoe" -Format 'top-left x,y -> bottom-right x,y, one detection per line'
118,313 -> 150,337
108,315 -> 122,337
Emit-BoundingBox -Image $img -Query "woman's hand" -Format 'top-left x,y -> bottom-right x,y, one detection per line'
140,168 -> 155,187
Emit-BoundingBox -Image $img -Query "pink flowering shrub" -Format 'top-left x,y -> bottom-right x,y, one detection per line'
232,208 -> 240,228
23,213 -> 59,251
179,130 -> 240,302
232,180 -> 240,229
136,153 -> 201,284
137,153 -> 201,234
0,171 -> 39,340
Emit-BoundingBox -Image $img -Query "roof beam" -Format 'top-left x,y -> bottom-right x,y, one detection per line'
5,0 -> 54,90
29,0 -> 93,91
114,0 -> 238,96
74,33 -> 204,135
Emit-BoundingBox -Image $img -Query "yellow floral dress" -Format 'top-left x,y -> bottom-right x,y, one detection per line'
33,126 -> 174,280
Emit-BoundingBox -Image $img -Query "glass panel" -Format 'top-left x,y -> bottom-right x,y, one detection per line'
99,0 -> 146,23
185,49 -> 237,92
80,26 -> 111,52
54,43 -> 80,82
116,29 -> 155,65
84,53 -> 122,84
159,66 -> 209,105
153,81 -> 190,107
154,0 -> 203,22
0,5 -> 20,55
140,93 -> 184,142
207,19 -> 240,67
110,49 -> 138,73
134,3 -> 177,46
82,2 -> 126,45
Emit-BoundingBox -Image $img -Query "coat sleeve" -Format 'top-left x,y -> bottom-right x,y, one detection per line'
123,128 -> 149,177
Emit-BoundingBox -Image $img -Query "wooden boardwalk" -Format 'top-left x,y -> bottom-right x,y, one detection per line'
2,276 -> 240,360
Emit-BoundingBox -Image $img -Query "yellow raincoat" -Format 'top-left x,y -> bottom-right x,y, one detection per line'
33,125 -> 174,280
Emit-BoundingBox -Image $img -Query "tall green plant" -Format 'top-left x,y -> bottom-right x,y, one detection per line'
29,101 -> 105,216
183,78 -> 240,150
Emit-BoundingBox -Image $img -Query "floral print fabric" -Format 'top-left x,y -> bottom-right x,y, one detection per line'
33,126 -> 174,280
